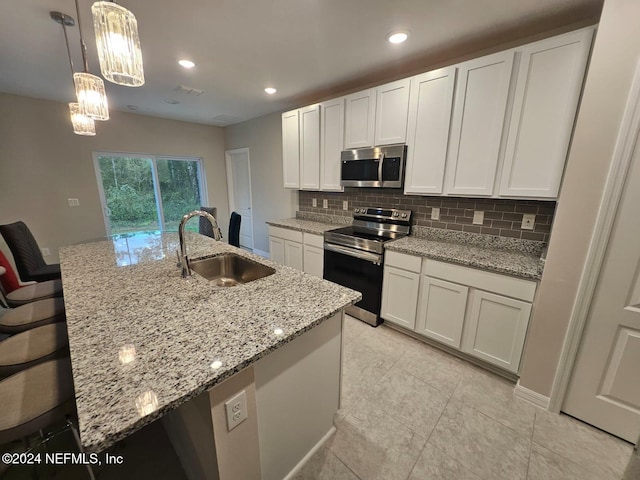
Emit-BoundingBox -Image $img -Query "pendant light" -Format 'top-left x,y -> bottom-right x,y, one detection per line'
74,0 -> 109,121
51,11 -> 96,136
92,1 -> 145,87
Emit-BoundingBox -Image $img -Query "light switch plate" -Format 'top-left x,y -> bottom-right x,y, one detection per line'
342,200 -> 348,211
431,207 -> 440,221
472,210 -> 484,225
68,198 -> 80,207
322,199 -> 328,209
312,198 -> 317,207
225,390 -> 248,431
521,214 -> 536,230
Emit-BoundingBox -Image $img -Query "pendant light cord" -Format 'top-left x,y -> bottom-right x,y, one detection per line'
74,0 -> 90,72
61,20 -> 75,79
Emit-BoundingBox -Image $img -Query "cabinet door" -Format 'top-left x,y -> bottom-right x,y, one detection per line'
404,67 -> 456,194
320,97 -> 345,191
269,236 -> 285,265
344,89 -> 376,149
374,78 -> 410,146
461,290 -> 532,373
282,109 -> 300,189
299,104 -> 321,190
380,266 -> 420,330
499,28 -> 594,198
416,276 -> 468,348
303,245 -> 324,278
284,240 -> 303,271
445,51 -> 514,196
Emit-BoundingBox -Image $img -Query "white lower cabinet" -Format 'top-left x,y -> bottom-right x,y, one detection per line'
416,277 -> 468,349
381,266 -> 420,330
268,227 -> 323,275
284,241 -> 303,271
381,253 -> 536,374
461,290 -> 532,372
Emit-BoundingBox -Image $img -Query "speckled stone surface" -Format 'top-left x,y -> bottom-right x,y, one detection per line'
387,227 -> 544,280
296,211 -> 352,225
59,233 -> 360,452
266,213 -> 347,235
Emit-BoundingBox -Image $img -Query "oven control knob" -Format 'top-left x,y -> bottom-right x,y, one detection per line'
401,213 -> 407,218
392,212 -> 399,217
354,208 -> 359,213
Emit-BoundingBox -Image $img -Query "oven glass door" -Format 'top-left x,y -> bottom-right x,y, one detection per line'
323,246 -> 383,316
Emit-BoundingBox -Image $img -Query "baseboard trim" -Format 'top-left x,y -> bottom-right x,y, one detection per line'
253,248 -> 270,259
282,426 -> 336,480
514,381 -> 550,409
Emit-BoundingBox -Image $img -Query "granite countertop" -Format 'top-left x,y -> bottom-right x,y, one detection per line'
266,217 -> 345,235
59,233 -> 360,452
385,227 -> 544,280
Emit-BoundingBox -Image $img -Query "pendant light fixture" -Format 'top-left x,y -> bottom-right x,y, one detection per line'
74,0 -> 109,121
91,1 -> 145,87
51,11 -> 96,136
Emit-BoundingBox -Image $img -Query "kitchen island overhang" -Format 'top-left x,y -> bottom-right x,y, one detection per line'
59,231 -> 360,476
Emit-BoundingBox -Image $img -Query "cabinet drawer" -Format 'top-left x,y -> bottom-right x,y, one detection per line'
268,226 -> 303,243
303,232 -> 324,248
384,251 -> 422,273
423,259 -> 536,302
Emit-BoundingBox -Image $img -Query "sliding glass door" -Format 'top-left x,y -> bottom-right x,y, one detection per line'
94,153 -> 206,236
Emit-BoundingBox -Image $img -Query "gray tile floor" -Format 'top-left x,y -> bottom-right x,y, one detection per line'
293,315 -> 634,480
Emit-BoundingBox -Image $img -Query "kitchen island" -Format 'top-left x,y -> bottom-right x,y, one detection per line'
59,232 -> 360,479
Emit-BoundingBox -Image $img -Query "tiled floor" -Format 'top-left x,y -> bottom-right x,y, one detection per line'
293,315 -> 634,480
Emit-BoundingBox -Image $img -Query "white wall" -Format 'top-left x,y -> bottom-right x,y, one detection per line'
0,93 -> 227,263
223,112 -> 297,254
519,0 -> 640,396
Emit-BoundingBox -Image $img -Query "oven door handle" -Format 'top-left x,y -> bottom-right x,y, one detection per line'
324,243 -> 382,265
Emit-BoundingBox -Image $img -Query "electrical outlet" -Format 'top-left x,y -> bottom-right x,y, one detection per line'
521,213 -> 536,230
322,199 -> 328,209
225,390 -> 248,431
472,210 -> 485,225
342,200 -> 348,211
41,248 -> 51,257
68,198 -> 80,207
431,207 -> 440,221
312,198 -> 317,207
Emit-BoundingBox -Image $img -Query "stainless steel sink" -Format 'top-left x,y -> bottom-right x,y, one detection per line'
189,253 -> 275,287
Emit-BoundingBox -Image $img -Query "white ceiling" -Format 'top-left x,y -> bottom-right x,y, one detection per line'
0,0 -> 603,127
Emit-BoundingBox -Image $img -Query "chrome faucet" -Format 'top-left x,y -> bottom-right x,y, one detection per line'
178,210 -> 222,278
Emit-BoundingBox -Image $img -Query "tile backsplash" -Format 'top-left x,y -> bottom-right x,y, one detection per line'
298,189 -> 555,242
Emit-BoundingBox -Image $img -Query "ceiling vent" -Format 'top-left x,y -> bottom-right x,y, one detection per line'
211,115 -> 242,126
173,84 -> 205,96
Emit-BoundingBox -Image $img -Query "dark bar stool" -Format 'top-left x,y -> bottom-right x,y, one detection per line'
0,221 -> 61,282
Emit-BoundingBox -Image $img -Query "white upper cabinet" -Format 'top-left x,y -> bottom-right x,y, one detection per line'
320,97 -> 345,191
299,104 -> 321,190
374,78 -> 411,146
282,109 -> 300,189
445,51 -> 515,196
344,89 -> 376,149
344,80 -> 410,149
499,28 -> 595,198
404,67 -> 456,194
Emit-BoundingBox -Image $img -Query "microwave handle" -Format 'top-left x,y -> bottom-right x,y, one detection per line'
378,152 -> 385,184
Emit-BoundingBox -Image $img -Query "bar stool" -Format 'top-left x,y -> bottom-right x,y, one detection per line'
0,260 -> 63,308
0,298 -> 65,334
0,323 -> 69,378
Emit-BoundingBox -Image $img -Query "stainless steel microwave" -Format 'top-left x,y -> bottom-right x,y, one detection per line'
340,144 -> 407,188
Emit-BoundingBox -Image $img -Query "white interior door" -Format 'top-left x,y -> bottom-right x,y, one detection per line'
225,148 -> 254,251
563,132 -> 640,443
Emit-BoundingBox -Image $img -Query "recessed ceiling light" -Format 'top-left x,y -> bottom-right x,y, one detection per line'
387,31 -> 409,44
264,87 -> 277,95
178,59 -> 195,69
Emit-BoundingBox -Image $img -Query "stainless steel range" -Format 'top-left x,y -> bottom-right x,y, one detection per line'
323,207 -> 412,326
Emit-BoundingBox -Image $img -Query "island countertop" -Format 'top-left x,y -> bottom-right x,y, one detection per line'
59,232 -> 361,452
